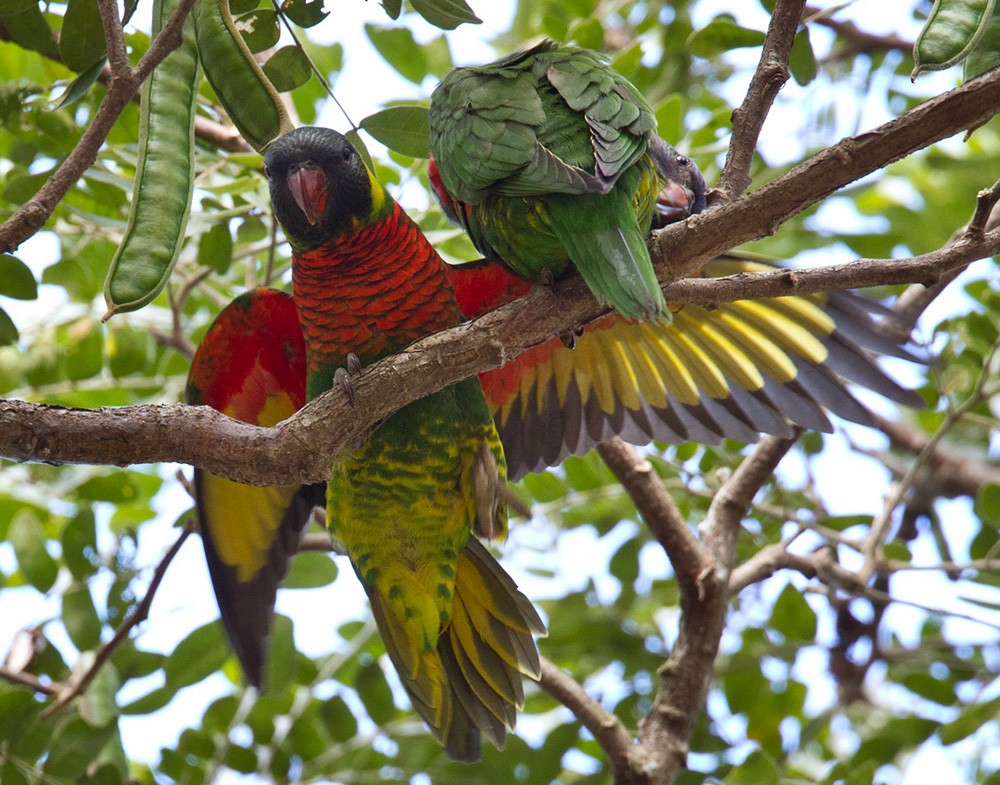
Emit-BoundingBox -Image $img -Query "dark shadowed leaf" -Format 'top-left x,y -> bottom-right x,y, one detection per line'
281,0 -> 328,27
0,254 -> 37,300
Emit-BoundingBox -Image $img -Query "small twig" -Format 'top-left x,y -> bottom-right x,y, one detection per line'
716,0 -> 805,200
538,657 -> 634,778
42,524 -> 194,716
97,0 -> 130,76
0,665 -> 61,696
596,439 -> 708,600
804,5 -> 912,55
874,413 -> 1000,499
701,434 -> 799,577
968,177 -> 1000,235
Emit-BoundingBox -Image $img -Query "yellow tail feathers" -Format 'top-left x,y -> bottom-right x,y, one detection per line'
364,537 -> 545,762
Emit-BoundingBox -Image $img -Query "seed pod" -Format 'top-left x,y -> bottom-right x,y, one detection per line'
194,0 -> 293,152
912,0 -> 996,79
102,0 -> 199,320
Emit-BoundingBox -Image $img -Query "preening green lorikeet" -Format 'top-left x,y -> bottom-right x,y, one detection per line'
428,39 -> 674,322
261,126 -> 543,761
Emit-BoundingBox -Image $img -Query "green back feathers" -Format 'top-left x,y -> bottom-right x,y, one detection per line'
429,41 -> 669,321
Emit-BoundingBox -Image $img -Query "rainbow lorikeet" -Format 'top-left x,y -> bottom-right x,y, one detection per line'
428,142 -> 922,480
258,125 -> 542,761
428,40 -> 674,322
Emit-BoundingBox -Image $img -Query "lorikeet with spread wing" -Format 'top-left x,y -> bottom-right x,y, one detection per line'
186,289 -> 323,686
429,136 -> 921,480
428,39 -> 673,322
256,125 -> 545,761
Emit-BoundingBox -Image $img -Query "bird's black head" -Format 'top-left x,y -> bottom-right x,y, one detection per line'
263,126 -> 380,252
648,136 -> 708,229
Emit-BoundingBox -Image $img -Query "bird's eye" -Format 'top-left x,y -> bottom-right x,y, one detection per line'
342,147 -> 353,162
676,155 -> 690,168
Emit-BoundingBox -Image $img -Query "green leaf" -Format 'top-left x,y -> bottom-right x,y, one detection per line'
913,0 -> 997,78
197,221 -> 234,274
0,255 -> 37,300
0,0 -> 41,14
409,0 -> 480,29
380,0 -> 401,18
0,307 -> 17,346
941,695 -> 1000,744
0,687 -> 42,744
902,672 -> 957,706
60,0 -> 108,72
789,26 -> 817,85
53,56 -> 108,108
770,583 -> 817,642
164,621 -> 229,689
43,715 -> 116,778
280,0 -> 328,28
725,748 -> 779,785
974,481 -> 1000,528
63,584 -> 103,651
688,17 -> 767,58
355,660 -> 396,724
61,317 -> 103,381
654,95 -> 683,146
0,2 -> 59,57
9,510 -> 58,592
359,106 -> 430,158
284,551 -> 337,589
320,695 -> 358,742
262,45 -> 312,92
365,25 -> 428,84
106,324 -> 151,378
80,661 -> 122,727
236,8 -> 279,53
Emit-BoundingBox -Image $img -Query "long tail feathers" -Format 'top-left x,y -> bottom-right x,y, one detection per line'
363,537 -> 545,762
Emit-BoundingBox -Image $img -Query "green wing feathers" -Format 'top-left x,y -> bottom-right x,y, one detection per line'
428,41 -> 667,321
546,185 -> 665,321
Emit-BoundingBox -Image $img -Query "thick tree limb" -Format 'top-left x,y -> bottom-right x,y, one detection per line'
3,218 -> 998,483
618,436 -> 796,784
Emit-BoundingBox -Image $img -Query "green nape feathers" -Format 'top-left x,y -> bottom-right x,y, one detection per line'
429,39 -> 670,322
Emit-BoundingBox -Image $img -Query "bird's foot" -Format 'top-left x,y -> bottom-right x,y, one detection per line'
335,352 -> 363,406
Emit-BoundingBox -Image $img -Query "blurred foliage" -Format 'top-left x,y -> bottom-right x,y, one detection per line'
0,0 -> 998,783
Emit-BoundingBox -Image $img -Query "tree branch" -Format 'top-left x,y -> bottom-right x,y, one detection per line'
596,439 -> 708,600
538,657 -> 634,777
2,222 -> 997,484
716,0 -> 804,199
41,523 -> 193,716
804,5 -> 913,56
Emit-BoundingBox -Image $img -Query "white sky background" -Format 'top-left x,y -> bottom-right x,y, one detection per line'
1,0 -> 998,781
